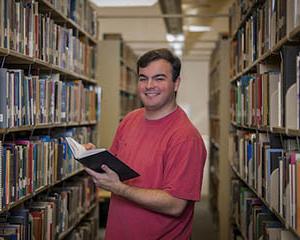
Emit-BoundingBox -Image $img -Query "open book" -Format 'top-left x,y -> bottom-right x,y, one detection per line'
65,137 -> 140,181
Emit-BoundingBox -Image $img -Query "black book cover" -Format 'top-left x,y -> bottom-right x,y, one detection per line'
76,151 -> 140,182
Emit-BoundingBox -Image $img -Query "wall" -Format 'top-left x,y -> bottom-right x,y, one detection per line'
177,60 -> 210,197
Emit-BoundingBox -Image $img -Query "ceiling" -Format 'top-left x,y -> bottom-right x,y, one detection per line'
94,0 -> 232,61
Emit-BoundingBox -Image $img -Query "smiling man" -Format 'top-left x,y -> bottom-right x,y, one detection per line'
85,48 -> 207,240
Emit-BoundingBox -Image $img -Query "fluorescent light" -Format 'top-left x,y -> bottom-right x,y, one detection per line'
166,33 -> 185,42
166,34 -> 176,42
171,42 -> 183,50
184,25 -> 212,32
89,0 -> 158,7
174,49 -> 182,56
176,34 -> 185,42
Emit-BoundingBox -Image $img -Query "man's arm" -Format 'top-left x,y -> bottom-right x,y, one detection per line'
85,165 -> 188,217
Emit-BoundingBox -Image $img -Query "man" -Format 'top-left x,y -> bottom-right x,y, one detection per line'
85,48 -> 207,239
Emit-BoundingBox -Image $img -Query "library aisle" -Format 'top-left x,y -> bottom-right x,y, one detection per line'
4,0 -> 300,239
192,197 -> 218,240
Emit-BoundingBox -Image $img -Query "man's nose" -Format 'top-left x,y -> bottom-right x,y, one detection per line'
146,79 -> 154,89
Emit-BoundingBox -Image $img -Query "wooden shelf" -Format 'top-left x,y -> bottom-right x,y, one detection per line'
0,168 -> 85,214
231,122 -> 300,136
0,0 -> 100,237
58,202 -> 97,240
0,121 -> 97,134
288,24 -> 300,41
209,38 -> 231,240
0,47 -> 96,84
38,0 -> 97,44
231,165 -> 300,239
231,1 -> 260,39
228,2 -> 300,240
230,27 -> 300,83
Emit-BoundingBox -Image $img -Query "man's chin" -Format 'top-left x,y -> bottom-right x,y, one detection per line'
143,104 -> 160,111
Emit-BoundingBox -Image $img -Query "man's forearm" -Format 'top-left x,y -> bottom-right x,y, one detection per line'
85,166 -> 188,217
114,182 -> 187,217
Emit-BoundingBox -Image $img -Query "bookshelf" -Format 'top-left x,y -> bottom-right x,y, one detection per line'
209,36 -> 231,240
96,37 -> 140,148
228,0 -> 300,239
0,0 -> 100,239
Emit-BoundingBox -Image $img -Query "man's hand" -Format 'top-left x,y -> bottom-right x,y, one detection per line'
82,143 -> 96,150
85,165 -> 123,194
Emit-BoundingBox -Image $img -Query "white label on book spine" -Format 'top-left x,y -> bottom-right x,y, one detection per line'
0,114 -> 3,122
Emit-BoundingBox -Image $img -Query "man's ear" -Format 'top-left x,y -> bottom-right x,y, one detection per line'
174,77 -> 181,92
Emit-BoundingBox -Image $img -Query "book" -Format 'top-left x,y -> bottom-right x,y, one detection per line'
65,137 -> 140,181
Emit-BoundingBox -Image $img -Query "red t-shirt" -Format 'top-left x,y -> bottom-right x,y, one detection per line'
105,107 -> 207,240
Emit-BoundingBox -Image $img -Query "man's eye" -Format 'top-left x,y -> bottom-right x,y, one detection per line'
139,78 -> 147,81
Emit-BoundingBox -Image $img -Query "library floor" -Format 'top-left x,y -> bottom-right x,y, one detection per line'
99,196 -> 218,239
192,196 -> 218,240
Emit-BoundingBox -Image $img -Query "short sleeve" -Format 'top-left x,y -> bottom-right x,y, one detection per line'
162,138 -> 207,201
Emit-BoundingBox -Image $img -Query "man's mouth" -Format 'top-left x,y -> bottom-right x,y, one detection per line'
145,92 -> 160,97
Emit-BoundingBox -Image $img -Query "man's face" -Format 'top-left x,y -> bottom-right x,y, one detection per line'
137,59 -> 180,112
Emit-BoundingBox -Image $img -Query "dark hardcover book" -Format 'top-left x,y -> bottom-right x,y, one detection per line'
0,68 -> 7,128
281,45 -> 300,126
65,137 -> 140,181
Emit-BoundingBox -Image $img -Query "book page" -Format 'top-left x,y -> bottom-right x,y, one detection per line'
66,137 -> 106,159
65,137 -> 87,158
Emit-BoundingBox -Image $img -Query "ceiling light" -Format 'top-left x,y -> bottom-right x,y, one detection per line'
171,42 -> 183,50
176,34 -> 185,42
174,49 -> 182,56
185,8 -> 198,15
184,25 -> 212,32
89,0 -> 158,7
166,33 -> 185,42
166,34 -> 176,42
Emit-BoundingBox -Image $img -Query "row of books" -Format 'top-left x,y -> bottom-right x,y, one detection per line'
64,208 -> 99,240
229,0 -> 300,77
230,0 -> 282,75
43,0 -> 98,37
0,70 -> 100,128
120,92 -> 140,119
231,180 -> 298,239
209,91 -> 219,117
0,174 -> 96,240
40,0 -> 98,37
103,33 -> 138,70
121,43 -> 138,70
120,64 -> 137,95
229,0 -> 257,36
231,72 -> 281,127
230,131 -> 300,234
0,126 -> 94,211
0,0 -> 96,78
230,45 -> 300,129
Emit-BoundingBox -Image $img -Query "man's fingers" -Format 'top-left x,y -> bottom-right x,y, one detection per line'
85,167 -> 98,176
82,143 -> 96,150
101,164 -> 113,174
